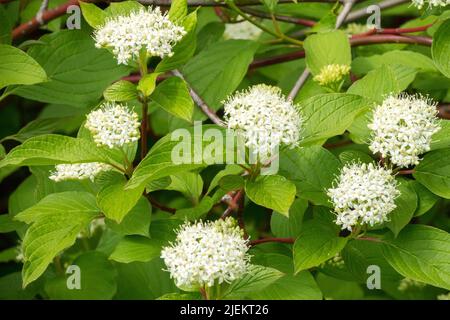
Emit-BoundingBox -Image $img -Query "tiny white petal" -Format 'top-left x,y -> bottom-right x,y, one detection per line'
49,162 -> 112,182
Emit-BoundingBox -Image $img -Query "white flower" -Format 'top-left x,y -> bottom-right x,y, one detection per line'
223,84 -> 302,160
85,102 -> 140,148
368,94 -> 440,167
49,163 -> 112,182
327,162 -> 400,231
161,218 -> 250,288
94,7 -> 186,65
224,20 -> 262,40
412,0 -> 449,9
313,64 -> 351,86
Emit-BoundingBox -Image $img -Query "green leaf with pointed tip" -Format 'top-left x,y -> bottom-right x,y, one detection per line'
382,225 -> 450,290
137,73 -> 159,97
413,149 -> 450,199
168,0 -> 187,23
293,218 -> 348,273
299,94 -> 369,146
97,171 -> 143,223
14,30 -> 130,107
0,134 -> 119,169
386,180 -> 417,237
106,197 -> 151,237
432,19 -> 450,78
79,2 -> 107,28
150,77 -> 194,122
104,80 -> 138,102
0,44 -> 47,89
15,192 -> 99,287
126,125 -> 228,190
245,175 -> 296,215
279,146 -> 342,206
222,265 -> 284,299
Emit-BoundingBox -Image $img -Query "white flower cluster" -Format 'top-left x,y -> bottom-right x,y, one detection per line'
224,20 -> 262,40
327,163 -> 400,231
223,84 -> 302,160
368,94 -> 440,167
161,218 -> 250,288
49,162 -> 111,182
313,64 -> 351,86
412,0 -> 449,9
94,7 -> 186,64
321,253 -> 345,269
85,102 -> 140,149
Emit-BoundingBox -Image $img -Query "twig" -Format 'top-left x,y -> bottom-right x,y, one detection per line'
288,0 -> 356,100
146,195 -> 177,214
241,7 -> 316,27
36,0 -> 50,25
171,70 -> 225,126
345,0 -> 409,22
249,237 -> 294,246
250,34 -> 432,69
398,169 -> 415,175
221,189 -> 244,219
352,23 -> 434,38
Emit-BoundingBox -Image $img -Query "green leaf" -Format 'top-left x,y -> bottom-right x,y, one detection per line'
104,1 -> 144,17
173,196 -> 214,220
0,214 -> 24,233
245,175 -> 296,215
126,125 -> 228,190
109,236 -> 163,263
304,30 -> 351,75
432,19 -> 450,78
155,11 -> 197,72
15,192 -> 99,287
0,44 -> 47,89
299,93 -> 369,146
343,239 -> 402,284
79,2 -> 107,28
249,271 -> 322,300
158,292 -> 201,300
270,198 -> 308,238
293,219 -> 348,273
166,171 -> 203,203
382,225 -> 450,290
386,180 -> 417,237
431,119 -> 450,150
207,164 -> 243,194
104,80 -> 138,102
0,6 -> 12,45
97,171 -> 143,223
222,265 -> 284,299
182,40 -> 258,110
14,30 -> 130,107
347,64 -> 401,103
106,197 -> 151,237
150,77 -> 194,122
168,0 -> 187,23
413,149 -> 450,199
0,134 -> 119,169
411,180 -> 439,217
137,73 -> 159,97
280,146 -> 341,206
45,252 -> 117,300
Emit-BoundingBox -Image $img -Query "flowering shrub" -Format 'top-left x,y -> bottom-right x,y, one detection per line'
0,0 -> 449,301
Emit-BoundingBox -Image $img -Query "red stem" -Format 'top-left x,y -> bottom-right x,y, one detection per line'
249,237 -> 294,246
352,23 -> 434,39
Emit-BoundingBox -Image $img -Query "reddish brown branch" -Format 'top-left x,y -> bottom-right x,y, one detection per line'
146,195 -> 176,214
12,0 -> 95,40
249,237 -> 294,246
250,34 -> 432,69
221,189 -> 244,219
397,169 -> 415,175
353,24 -> 434,39
241,7 -> 316,27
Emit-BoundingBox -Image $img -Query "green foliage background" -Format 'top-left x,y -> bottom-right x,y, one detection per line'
0,0 -> 449,300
